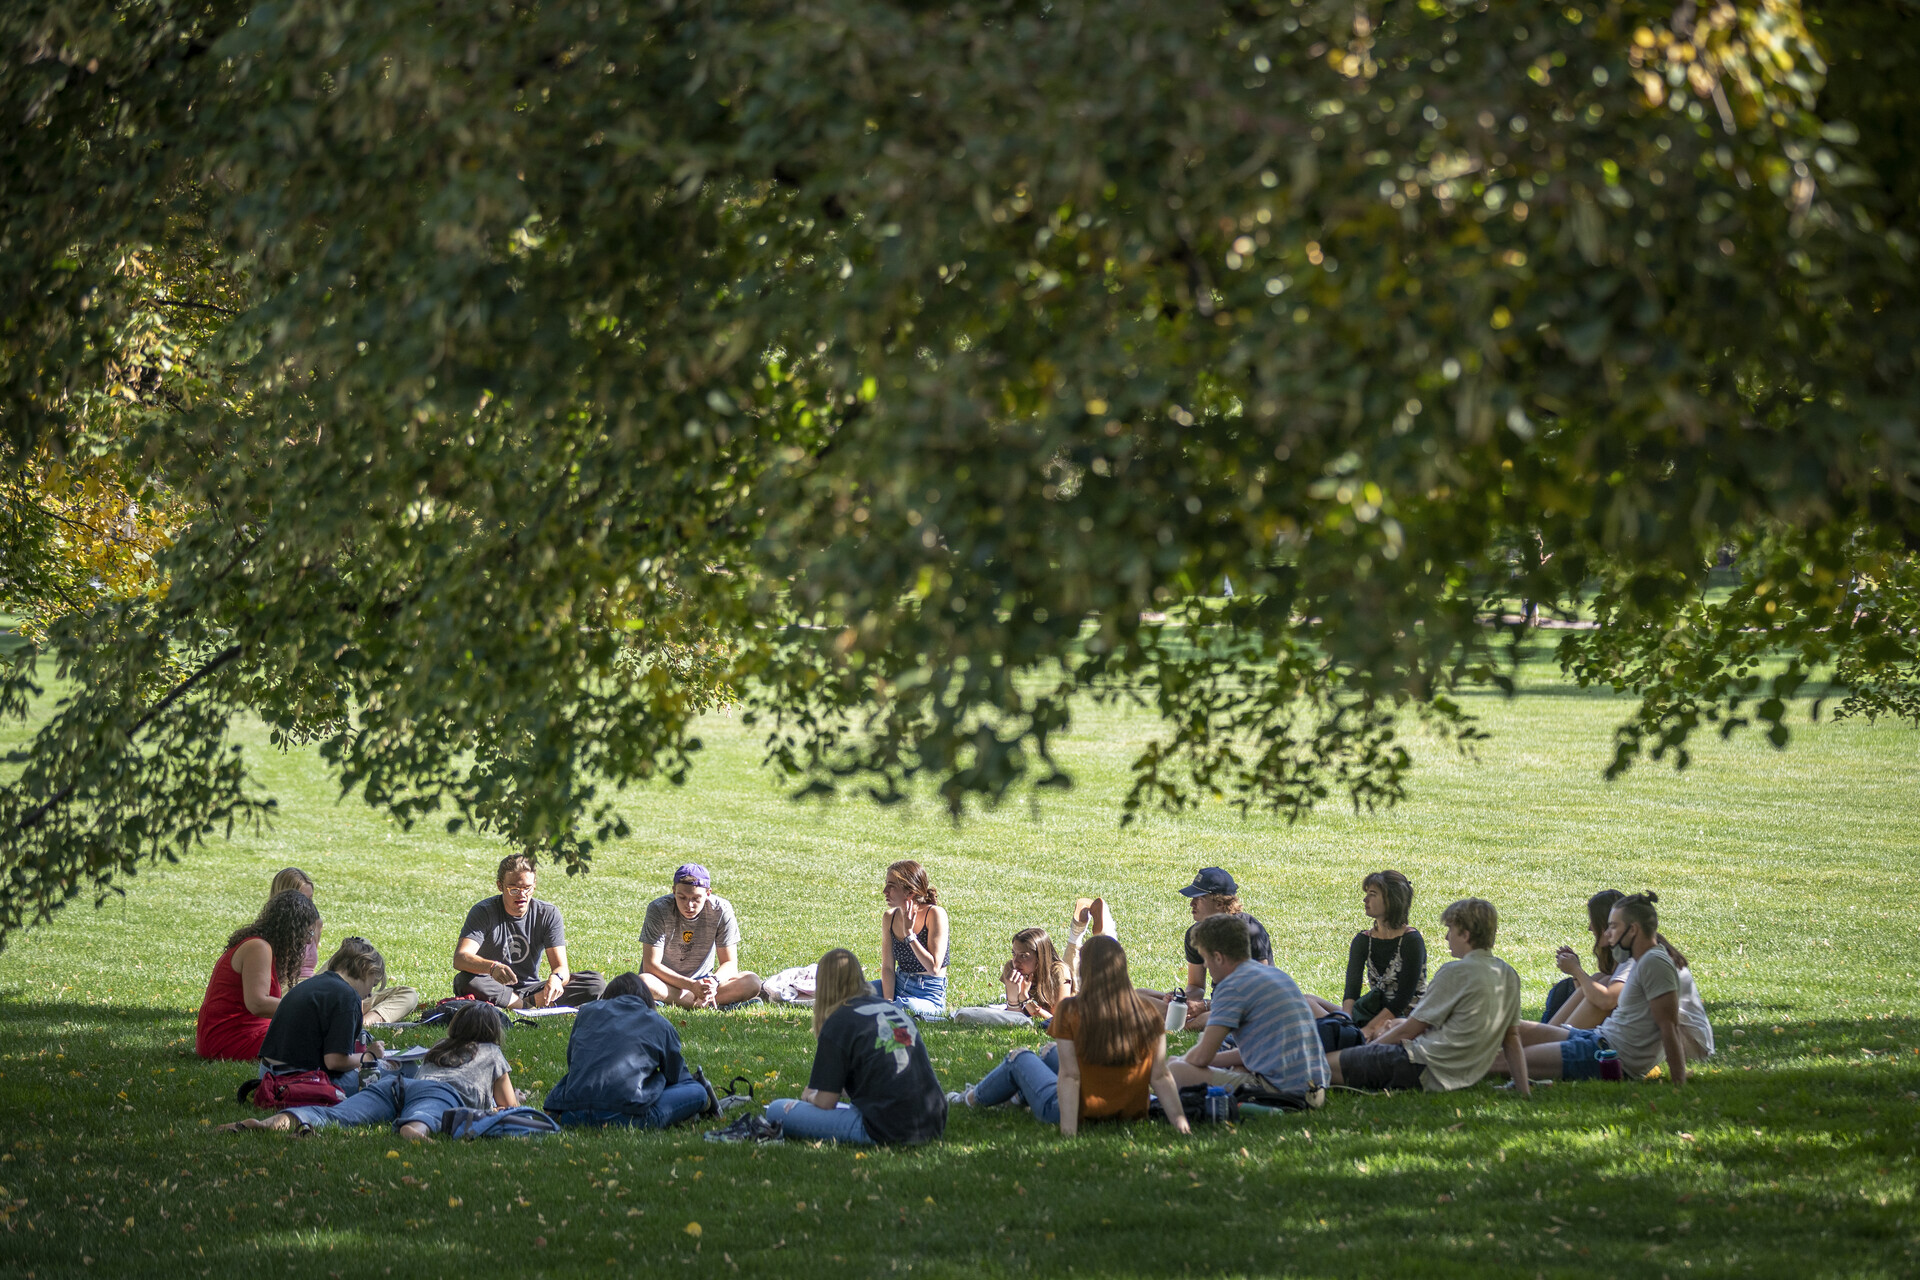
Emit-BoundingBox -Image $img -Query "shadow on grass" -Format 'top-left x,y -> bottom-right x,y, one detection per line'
1,1001 -> 1915,1279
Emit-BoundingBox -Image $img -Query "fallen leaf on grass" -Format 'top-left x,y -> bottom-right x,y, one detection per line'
685,1222 -> 702,1238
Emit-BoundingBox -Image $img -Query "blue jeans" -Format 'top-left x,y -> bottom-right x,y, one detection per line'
764,1098 -> 872,1143
284,1076 -> 466,1132
1559,1028 -> 1610,1081
872,974 -> 947,1020
970,1046 -> 1061,1125
550,1080 -> 710,1131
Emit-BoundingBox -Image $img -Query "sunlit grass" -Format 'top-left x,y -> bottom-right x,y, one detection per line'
2,655 -> 1917,1277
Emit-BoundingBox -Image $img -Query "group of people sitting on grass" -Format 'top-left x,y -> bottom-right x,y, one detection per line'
205,855 -> 1715,1146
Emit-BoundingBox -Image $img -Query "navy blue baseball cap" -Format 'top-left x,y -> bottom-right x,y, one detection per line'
1178,867 -> 1238,898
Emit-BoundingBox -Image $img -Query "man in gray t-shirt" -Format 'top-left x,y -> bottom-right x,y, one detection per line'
638,864 -> 763,1009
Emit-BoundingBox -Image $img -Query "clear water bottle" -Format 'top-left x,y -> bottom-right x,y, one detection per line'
1204,1085 -> 1231,1123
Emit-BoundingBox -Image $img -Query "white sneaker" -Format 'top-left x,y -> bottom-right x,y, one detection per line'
945,1088 -> 972,1107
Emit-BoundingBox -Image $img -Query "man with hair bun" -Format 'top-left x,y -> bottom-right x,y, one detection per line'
1328,897 -> 1528,1095
453,854 -> 606,1009
1498,891 -> 1713,1086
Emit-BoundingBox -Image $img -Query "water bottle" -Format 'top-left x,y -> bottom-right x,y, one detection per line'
1595,1048 -> 1624,1081
1163,992 -> 1188,1032
1204,1085 -> 1231,1123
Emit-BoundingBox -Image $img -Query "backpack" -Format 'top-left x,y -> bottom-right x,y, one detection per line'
1148,1083 -> 1224,1124
439,1106 -> 562,1139
419,997 -> 527,1031
237,1069 -> 345,1111
1315,1013 -> 1365,1054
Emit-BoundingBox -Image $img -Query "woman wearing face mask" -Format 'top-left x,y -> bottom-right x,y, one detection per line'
1498,892 -> 1714,1085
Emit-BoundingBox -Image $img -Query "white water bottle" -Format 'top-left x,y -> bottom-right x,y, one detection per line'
1163,992 -> 1188,1032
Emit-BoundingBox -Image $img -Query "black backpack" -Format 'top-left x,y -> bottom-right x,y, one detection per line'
1315,1012 -> 1365,1053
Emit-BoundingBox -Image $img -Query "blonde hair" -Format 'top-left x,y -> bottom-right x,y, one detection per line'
1005,927 -> 1070,1011
811,948 -> 869,1036
269,867 -> 313,899
1440,898 -> 1499,951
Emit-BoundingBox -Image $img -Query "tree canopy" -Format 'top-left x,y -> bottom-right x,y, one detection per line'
3,0 -> 1916,943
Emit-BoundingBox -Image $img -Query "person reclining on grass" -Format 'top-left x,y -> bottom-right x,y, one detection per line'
954,926 -> 1074,1026
1302,870 -> 1428,1040
453,854 -> 606,1010
1063,896 -> 1120,987
271,867 -> 420,1024
543,972 -> 715,1129
1495,892 -> 1714,1086
1540,889 -> 1629,1028
638,864 -> 763,1009
949,936 -> 1191,1137
1327,897 -> 1528,1096
220,1004 -> 518,1140
1166,913 -> 1328,1107
764,949 -> 948,1145
256,939 -> 390,1095
197,890 -> 322,1061
1136,868 -> 1276,1031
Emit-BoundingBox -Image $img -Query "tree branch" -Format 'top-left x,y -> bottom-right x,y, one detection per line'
3,643 -> 244,839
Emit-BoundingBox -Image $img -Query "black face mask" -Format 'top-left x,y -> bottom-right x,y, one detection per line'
1611,926 -> 1637,966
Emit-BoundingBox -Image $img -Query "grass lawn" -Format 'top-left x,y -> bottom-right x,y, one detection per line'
1,653 -> 1916,1278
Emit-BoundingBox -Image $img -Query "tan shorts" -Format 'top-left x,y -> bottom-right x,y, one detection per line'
1205,1067 -> 1325,1109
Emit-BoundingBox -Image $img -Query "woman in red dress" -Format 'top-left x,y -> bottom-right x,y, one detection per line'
196,890 -> 322,1060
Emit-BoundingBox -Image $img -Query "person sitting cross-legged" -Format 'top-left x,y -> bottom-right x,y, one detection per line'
1166,913 -> 1328,1107
256,939 -> 392,1096
763,949 -> 948,1146
452,854 -> 605,1009
543,972 -> 715,1130
638,864 -> 763,1010
1328,898 -> 1528,1096
1495,892 -> 1713,1087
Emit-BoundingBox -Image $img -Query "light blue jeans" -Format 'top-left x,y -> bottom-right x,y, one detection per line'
550,1080 -> 710,1130
872,974 -> 947,1020
284,1076 -> 466,1132
969,1045 -> 1061,1125
764,1098 -> 872,1143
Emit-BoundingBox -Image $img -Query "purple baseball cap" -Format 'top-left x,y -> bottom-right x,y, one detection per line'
673,863 -> 711,888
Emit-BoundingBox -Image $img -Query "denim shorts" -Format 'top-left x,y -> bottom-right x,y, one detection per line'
1559,1028 -> 1611,1081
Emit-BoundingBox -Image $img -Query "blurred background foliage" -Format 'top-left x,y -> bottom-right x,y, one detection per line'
1,0 -> 1916,942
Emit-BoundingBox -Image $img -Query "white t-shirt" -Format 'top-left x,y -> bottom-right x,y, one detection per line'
1676,965 -> 1714,1056
1600,946 -> 1713,1076
1403,948 -> 1522,1092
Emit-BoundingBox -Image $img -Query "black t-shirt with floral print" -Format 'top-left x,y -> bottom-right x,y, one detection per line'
808,998 -> 948,1145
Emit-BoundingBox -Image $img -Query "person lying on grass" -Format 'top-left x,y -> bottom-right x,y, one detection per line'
954,926 -> 1074,1026
764,948 -> 948,1145
1328,897 -> 1528,1096
544,972 -> 716,1129
1494,892 -> 1714,1086
453,853 -> 606,1010
1136,867 -> 1275,1031
1063,896 -> 1119,987
197,890 -> 322,1061
1302,869 -> 1427,1040
638,863 -> 763,1009
1540,888 -> 1629,1028
257,938 -> 389,1095
950,936 -> 1191,1136
875,860 -> 951,1020
1167,913 -> 1328,1107
219,1003 -> 517,1140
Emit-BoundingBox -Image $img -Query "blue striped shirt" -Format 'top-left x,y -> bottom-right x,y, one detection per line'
1207,961 -> 1330,1093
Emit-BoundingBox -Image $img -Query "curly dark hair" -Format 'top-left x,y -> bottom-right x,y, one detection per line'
225,890 -> 322,993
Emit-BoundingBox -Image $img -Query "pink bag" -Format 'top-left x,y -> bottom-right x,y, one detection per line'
238,1068 -> 345,1110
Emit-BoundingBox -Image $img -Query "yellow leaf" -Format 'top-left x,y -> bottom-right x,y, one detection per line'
684,1222 -> 703,1238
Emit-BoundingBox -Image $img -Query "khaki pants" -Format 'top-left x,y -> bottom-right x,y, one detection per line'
365,985 -> 420,1024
